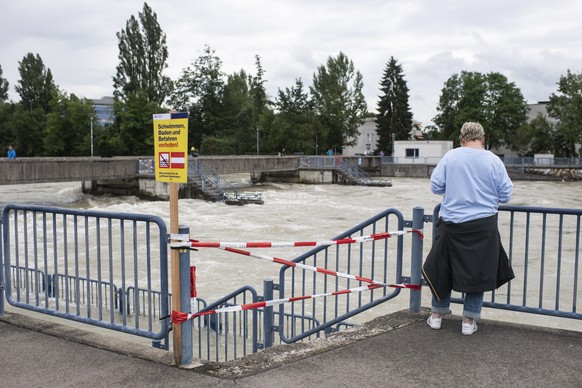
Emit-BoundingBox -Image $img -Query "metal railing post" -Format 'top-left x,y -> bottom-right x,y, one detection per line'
263,279 -> 275,349
0,219 -> 4,316
179,225 -> 193,365
409,206 -> 424,313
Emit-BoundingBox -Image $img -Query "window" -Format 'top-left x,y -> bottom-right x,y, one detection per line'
405,148 -> 419,158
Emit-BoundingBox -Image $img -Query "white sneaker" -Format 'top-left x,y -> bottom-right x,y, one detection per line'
462,321 -> 478,335
427,315 -> 442,330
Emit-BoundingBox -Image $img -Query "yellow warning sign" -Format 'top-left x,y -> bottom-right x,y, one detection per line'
153,112 -> 189,183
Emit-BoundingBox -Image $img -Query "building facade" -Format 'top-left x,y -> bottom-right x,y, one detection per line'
92,96 -> 114,127
342,117 -> 378,156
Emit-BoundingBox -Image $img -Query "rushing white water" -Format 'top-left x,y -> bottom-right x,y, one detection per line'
1,176 -> 581,331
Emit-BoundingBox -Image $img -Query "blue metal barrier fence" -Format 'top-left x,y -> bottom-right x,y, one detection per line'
431,204 -> 582,320
0,204 -> 171,343
2,202 -> 580,363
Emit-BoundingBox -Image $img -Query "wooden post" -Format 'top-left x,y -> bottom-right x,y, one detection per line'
170,182 -> 181,365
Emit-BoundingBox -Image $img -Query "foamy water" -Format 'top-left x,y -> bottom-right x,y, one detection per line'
2,176 -> 581,331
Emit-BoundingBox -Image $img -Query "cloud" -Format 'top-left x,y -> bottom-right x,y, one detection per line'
1,0 -> 581,124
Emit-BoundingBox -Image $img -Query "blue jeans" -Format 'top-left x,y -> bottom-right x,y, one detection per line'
431,291 -> 484,319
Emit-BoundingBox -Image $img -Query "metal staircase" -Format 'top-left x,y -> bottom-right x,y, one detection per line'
335,159 -> 391,186
188,160 -> 263,205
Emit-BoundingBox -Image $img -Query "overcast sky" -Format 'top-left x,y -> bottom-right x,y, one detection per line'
1,0 -> 581,125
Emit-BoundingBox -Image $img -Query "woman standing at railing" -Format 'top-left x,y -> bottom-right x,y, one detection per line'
422,122 -> 515,336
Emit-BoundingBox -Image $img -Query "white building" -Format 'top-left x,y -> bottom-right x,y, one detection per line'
344,117 -> 427,156
392,140 -> 453,164
343,117 -> 378,156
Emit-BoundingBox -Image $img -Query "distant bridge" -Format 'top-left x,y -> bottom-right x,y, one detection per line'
0,155 -> 580,187
0,156 -> 303,186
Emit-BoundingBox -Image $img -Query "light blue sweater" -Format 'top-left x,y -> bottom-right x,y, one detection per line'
431,147 -> 513,224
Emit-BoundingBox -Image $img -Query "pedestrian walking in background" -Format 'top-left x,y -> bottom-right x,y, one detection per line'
7,145 -> 16,159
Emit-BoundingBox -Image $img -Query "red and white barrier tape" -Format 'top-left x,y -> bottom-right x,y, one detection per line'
170,229 -> 423,250
219,245 -> 421,290
190,266 -> 197,313
171,282 -> 418,323
169,229 -> 423,290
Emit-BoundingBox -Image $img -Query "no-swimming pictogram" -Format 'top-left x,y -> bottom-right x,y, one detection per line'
159,152 -> 170,168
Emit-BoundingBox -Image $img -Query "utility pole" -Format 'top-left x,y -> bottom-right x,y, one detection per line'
256,127 -> 260,155
90,117 -> 94,157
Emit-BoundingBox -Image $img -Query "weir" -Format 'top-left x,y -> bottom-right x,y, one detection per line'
1,155 -> 580,187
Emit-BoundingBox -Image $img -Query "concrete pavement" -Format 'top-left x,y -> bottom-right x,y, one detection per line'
1,309 -> 581,387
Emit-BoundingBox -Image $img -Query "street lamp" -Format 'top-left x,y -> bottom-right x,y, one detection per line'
90,117 -> 94,157
256,127 -> 259,156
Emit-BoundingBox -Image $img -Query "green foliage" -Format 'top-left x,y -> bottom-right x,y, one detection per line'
15,53 -> 57,113
512,114 -> 554,156
0,101 -> 16,147
200,136 -> 236,155
268,78 -> 318,154
547,70 -> 582,157
434,71 -> 528,149
375,57 -> 413,154
169,45 -> 226,147
44,93 -> 94,156
247,55 -> 271,154
113,2 -> 172,105
422,124 -> 442,140
220,70 -> 253,153
8,105 -> 46,156
113,91 -> 161,155
0,65 -> 9,102
310,52 -> 367,152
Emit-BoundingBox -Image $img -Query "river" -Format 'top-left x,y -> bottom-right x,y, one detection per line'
1,176 -> 581,331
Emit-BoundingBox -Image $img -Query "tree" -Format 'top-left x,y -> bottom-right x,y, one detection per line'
268,78 -> 318,154
113,2 -> 172,105
547,70 -> 582,157
512,114 -> 554,156
169,45 -> 226,147
0,64 -> 9,102
44,93 -> 95,156
220,70 -> 254,154
15,53 -> 57,112
8,105 -> 46,156
375,57 -> 413,155
9,53 -> 58,156
0,64 -> 13,149
434,71 -> 528,149
210,57 -> 272,155
310,52 -> 367,152
112,91 -> 161,155
0,101 -> 16,148
434,72 -> 485,141
249,55 -> 271,155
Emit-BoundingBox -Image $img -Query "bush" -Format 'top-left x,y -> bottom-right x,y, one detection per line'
200,137 -> 237,155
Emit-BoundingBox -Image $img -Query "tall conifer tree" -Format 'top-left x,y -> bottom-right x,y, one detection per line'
375,57 -> 413,155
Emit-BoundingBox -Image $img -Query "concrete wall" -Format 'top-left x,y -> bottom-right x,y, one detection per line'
0,157 -> 139,185
299,170 -> 335,183
200,156 -> 300,174
381,163 -> 435,178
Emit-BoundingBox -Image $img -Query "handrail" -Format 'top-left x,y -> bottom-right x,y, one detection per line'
188,159 -> 263,204
381,155 -> 582,167
298,156 -> 374,184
